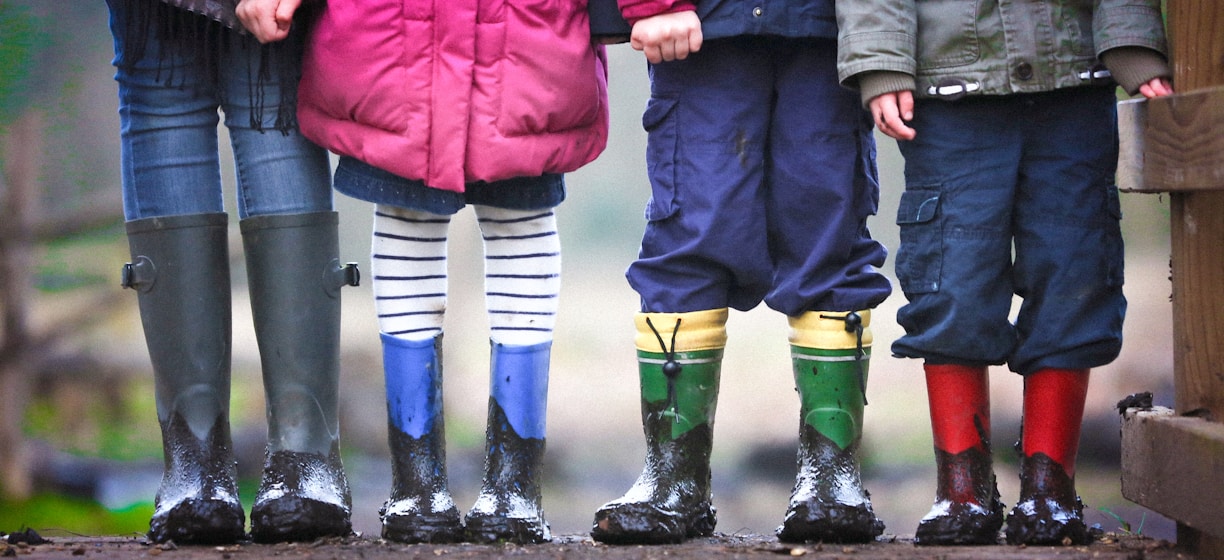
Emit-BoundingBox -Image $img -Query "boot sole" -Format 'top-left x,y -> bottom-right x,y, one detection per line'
382,511 -> 464,544
250,496 -> 352,543
591,501 -> 716,545
149,497 -> 246,545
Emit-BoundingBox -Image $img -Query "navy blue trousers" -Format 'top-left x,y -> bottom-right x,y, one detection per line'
892,86 -> 1125,375
626,37 -> 891,316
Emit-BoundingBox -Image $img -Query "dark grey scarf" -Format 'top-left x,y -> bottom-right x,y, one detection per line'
115,0 -> 316,134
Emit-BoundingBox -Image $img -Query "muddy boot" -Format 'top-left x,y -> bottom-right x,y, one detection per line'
380,333 -> 464,543
777,311 -> 884,544
914,363 -> 1004,545
1005,453 -> 1090,545
242,212 -> 359,543
123,213 -> 246,545
464,341 -> 553,544
591,309 -> 726,545
1005,368 -> 1091,546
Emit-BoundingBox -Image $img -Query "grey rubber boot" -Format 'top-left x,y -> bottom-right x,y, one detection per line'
241,211 -> 359,543
122,213 -> 245,545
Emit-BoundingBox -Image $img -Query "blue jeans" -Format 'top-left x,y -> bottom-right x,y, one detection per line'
892,86 -> 1125,375
626,37 -> 890,316
107,0 -> 331,221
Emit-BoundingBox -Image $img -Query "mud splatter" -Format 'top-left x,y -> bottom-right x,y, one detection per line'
777,425 -> 883,544
250,446 -> 352,543
381,424 -> 462,543
1005,452 -> 1092,546
914,446 -> 1004,545
591,398 -> 716,545
464,399 -> 550,544
149,412 -> 244,545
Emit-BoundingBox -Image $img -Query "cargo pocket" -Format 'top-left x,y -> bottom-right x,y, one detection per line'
895,187 -> 943,294
643,97 -> 680,221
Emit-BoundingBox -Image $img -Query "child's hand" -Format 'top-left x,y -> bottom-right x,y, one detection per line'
630,11 -> 702,64
235,0 -> 301,43
869,90 -> 917,141
1139,77 -> 1174,99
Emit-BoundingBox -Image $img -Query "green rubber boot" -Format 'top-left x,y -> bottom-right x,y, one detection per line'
241,212 -> 359,543
776,310 -> 885,543
123,213 -> 245,545
591,309 -> 726,545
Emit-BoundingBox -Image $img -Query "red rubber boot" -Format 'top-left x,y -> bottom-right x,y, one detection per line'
1005,368 -> 1091,545
914,363 -> 1004,545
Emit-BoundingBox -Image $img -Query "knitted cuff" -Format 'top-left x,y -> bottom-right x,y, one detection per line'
1101,47 -> 1172,95
857,71 -> 916,109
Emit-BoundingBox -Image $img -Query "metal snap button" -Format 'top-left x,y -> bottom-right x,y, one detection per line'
1015,61 -> 1034,80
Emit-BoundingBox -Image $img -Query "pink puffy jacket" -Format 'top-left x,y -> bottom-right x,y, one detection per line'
297,1 -> 610,194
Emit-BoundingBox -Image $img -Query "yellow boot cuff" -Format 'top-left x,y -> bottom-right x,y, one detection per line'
635,309 -> 729,353
788,310 -> 873,350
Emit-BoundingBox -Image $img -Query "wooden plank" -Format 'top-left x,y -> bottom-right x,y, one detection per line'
1121,407 -> 1224,537
1136,87 -> 1224,192
1116,98 -> 1147,192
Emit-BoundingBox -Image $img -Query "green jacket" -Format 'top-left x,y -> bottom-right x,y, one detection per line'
835,0 -> 1168,102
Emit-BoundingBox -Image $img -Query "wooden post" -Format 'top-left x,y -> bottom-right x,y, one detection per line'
0,111 -> 41,501
1119,1 -> 1224,557
1168,1 -> 1224,555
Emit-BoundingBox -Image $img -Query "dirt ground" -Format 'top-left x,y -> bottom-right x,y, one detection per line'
0,532 -> 1192,560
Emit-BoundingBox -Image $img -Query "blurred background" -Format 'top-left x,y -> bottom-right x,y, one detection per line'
0,1 -> 1178,541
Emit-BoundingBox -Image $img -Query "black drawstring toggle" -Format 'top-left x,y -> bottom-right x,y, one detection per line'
646,317 -> 683,423
820,311 -> 868,405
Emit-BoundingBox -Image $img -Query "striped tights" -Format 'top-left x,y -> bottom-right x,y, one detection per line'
371,204 -> 561,346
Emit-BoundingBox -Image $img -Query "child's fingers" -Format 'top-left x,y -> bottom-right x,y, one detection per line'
275,0 -> 301,26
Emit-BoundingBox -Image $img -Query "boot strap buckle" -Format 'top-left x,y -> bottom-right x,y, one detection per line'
324,260 -> 361,294
121,256 -> 156,292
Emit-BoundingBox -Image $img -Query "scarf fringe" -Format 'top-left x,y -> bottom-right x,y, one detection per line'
116,0 -> 314,135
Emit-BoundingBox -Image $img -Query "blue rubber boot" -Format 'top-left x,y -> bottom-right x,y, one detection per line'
464,340 -> 553,544
380,333 -> 463,543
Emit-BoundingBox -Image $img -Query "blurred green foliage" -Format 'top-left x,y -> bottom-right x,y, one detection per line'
0,494 -> 152,537
0,3 -> 44,126
23,383 -> 160,462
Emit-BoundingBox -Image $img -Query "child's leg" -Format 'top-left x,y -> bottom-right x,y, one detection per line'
591,309 -> 727,545
885,94 -> 1033,546
475,206 -> 561,346
623,38 -> 774,314
778,311 -> 884,544
915,363 -> 1004,545
891,98 -> 1024,367
598,38 -> 771,546
463,205 -> 560,544
1005,87 -> 1120,546
372,205 -> 451,340
763,41 -> 889,544
372,205 -> 463,543
1006,368 -> 1091,545
1009,88 -> 1124,377
761,38 -> 890,317
606,37 -> 772,545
